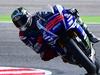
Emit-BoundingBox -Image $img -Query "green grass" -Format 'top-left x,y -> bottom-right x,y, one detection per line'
0,15 -> 100,24
81,16 -> 100,24
0,15 -> 11,22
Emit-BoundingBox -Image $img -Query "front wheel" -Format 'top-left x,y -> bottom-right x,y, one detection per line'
95,58 -> 100,73
65,39 -> 97,74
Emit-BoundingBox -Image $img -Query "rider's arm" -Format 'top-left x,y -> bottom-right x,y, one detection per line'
35,11 -> 53,21
19,31 -> 43,53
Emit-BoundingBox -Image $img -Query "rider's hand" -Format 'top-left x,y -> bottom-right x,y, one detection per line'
69,8 -> 79,18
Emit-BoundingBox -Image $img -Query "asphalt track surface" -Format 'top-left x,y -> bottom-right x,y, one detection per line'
0,23 -> 100,75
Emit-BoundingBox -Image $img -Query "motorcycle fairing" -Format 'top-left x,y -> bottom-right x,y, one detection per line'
52,5 -> 77,30
51,5 -> 87,40
37,20 -> 58,45
45,13 -> 64,32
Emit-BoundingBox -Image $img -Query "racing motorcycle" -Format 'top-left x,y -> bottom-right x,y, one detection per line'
37,5 -> 100,75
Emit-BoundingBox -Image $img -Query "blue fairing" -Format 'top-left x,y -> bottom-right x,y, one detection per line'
36,5 -> 87,55
75,24 -> 87,40
62,10 -> 76,30
46,13 -> 64,33
52,5 -> 76,30
52,5 -> 86,40
37,5 -> 87,45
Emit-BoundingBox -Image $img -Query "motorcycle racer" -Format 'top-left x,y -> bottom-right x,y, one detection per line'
11,5 -> 99,61
11,7 -> 58,61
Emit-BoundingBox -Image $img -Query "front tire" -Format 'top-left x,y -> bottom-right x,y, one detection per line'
66,39 -> 97,74
95,58 -> 100,73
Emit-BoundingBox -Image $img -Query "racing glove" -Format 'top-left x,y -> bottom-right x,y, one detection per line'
68,8 -> 79,18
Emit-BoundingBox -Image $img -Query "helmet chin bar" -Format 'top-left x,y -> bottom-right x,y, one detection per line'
19,26 -> 27,31
19,16 -> 32,31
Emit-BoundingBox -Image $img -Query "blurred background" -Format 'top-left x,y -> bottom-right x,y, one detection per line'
0,0 -> 100,16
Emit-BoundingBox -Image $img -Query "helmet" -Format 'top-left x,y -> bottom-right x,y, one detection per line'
11,7 -> 32,29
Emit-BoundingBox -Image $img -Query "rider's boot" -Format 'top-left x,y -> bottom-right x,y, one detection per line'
76,17 -> 99,43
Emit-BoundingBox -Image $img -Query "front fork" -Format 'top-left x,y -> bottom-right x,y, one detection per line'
74,23 -> 96,63
74,23 -> 91,50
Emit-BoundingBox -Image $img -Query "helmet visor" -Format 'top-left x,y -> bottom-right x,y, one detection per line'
13,15 -> 28,28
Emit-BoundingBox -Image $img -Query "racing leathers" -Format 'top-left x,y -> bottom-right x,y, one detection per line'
19,16 -> 58,61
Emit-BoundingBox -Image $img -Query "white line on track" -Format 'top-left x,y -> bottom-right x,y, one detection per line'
0,67 -> 52,75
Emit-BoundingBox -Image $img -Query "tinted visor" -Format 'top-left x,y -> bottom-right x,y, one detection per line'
13,15 -> 28,28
